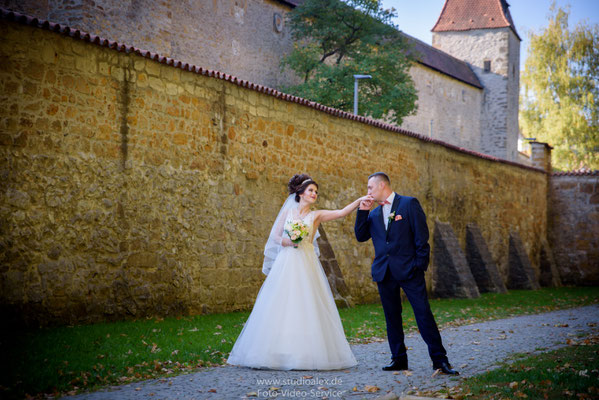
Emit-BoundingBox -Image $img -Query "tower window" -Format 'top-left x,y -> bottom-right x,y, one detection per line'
484,60 -> 491,73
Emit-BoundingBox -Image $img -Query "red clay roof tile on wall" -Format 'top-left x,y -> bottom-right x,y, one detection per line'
432,0 -> 521,40
0,8 -> 544,174
553,170 -> 599,176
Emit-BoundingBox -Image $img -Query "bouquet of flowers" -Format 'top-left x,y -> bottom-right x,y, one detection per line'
284,219 -> 309,246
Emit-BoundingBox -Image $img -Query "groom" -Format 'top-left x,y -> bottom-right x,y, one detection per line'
354,172 -> 458,375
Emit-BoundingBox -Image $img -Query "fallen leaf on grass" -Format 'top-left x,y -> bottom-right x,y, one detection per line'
150,343 -> 161,353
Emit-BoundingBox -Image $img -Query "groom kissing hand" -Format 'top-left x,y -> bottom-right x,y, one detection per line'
354,172 -> 458,375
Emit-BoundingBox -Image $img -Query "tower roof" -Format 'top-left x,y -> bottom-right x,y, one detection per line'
432,0 -> 521,41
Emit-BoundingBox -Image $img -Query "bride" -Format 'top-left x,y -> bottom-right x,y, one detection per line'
227,174 -> 372,370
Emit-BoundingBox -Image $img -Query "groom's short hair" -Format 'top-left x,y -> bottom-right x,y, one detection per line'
368,172 -> 390,185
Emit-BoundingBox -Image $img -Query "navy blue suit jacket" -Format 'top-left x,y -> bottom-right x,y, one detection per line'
354,193 -> 430,282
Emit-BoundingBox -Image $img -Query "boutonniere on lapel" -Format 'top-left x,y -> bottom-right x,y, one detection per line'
388,212 -> 403,224
388,211 -> 403,222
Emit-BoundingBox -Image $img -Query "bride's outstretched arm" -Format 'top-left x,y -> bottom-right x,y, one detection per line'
315,195 -> 373,224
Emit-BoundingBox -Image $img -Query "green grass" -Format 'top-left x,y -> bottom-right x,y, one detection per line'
1,287 -> 598,398
419,334 -> 599,399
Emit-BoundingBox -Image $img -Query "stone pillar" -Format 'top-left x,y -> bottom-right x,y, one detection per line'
529,141 -> 553,173
432,220 -> 480,299
465,223 -> 507,293
539,239 -> 562,287
507,231 -> 540,290
316,226 -> 353,308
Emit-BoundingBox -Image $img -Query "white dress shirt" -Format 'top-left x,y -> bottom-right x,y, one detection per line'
382,192 -> 395,230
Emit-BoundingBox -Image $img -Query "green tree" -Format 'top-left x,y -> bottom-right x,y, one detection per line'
520,4 -> 599,170
281,0 -> 417,125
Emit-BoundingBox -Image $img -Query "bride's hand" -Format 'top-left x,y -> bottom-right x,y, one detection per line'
358,195 -> 374,210
282,238 -> 297,248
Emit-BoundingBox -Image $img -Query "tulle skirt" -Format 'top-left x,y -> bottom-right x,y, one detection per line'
227,243 -> 358,370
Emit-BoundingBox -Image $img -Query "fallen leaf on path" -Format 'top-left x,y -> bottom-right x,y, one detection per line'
364,385 -> 379,392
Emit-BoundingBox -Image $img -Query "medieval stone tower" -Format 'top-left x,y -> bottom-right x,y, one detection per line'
432,0 -> 521,161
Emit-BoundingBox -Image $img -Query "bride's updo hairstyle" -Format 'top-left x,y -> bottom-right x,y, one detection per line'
288,174 -> 319,203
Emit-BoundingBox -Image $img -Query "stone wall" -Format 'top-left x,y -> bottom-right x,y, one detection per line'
548,172 -> 599,285
0,0 -> 298,89
0,19 -> 548,325
400,63 -> 482,152
2,1 -> 502,160
433,28 -> 520,162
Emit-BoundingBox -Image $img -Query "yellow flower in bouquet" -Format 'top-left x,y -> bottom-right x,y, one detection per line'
284,219 -> 310,245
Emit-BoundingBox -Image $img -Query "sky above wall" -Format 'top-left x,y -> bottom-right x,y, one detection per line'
381,0 -> 599,72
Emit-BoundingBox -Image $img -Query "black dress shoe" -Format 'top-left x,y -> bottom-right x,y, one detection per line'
382,358 -> 408,371
433,362 -> 459,375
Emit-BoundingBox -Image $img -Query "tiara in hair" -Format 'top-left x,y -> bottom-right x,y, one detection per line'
301,179 -> 312,185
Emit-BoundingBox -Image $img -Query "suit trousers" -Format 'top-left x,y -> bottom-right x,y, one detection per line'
376,267 -> 448,366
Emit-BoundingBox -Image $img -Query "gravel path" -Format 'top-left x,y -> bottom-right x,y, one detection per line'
70,305 -> 599,400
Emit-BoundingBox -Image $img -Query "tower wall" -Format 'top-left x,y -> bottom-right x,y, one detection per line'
432,28 -> 520,161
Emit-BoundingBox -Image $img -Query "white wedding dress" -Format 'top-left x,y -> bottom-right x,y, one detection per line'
227,210 -> 358,370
